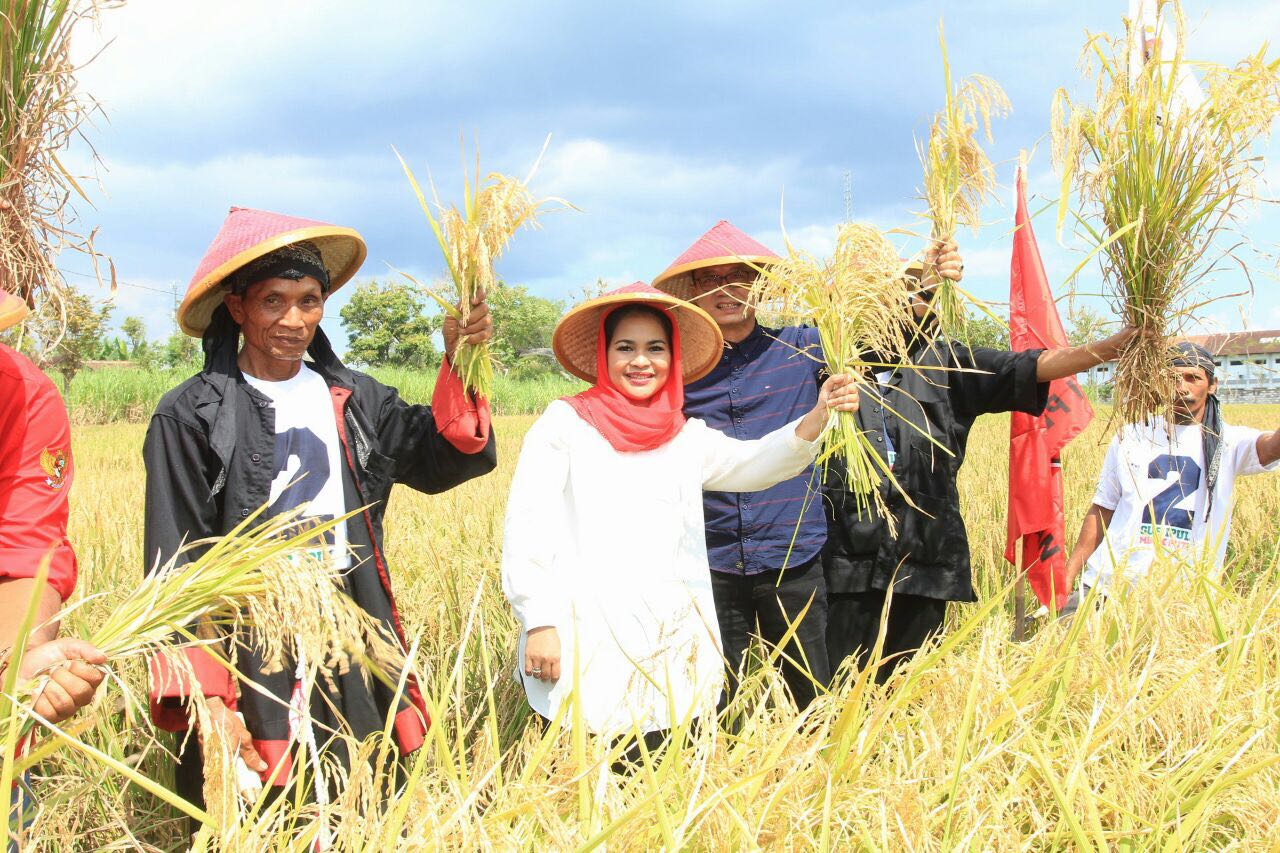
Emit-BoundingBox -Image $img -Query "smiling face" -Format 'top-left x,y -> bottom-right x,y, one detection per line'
224,276 -> 325,379
604,310 -> 672,401
688,263 -> 757,340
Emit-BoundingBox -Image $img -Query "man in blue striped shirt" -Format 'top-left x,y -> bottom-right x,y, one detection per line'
653,220 -> 964,711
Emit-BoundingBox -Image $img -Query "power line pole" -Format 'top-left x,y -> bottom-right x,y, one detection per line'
170,281 -> 180,336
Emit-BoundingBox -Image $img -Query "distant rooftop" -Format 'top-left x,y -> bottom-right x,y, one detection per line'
1179,330 -> 1280,357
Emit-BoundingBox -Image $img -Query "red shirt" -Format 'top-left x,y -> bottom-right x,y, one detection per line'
0,343 -> 77,600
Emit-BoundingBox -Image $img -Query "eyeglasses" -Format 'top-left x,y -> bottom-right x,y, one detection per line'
691,267 -> 758,289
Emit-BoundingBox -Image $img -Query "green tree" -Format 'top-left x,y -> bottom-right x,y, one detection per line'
23,290 -> 112,389
487,282 -> 563,370
1066,303 -> 1110,347
339,280 -> 441,368
958,309 -> 1010,350
162,329 -> 201,370
121,315 -> 147,356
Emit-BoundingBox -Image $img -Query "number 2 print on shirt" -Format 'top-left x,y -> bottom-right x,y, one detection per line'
1138,453 -> 1201,548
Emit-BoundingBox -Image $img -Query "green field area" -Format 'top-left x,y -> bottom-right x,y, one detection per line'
58,366 -> 585,424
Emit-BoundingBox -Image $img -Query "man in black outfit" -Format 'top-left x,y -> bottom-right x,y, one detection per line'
823,264 -> 1134,682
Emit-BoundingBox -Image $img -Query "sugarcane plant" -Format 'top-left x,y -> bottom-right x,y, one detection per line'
395,137 -> 571,398
750,221 -> 918,529
0,0 -> 115,332
1052,0 -> 1280,424
919,22 -> 1010,337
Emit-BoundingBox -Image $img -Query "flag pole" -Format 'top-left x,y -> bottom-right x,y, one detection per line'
1013,541 -> 1026,642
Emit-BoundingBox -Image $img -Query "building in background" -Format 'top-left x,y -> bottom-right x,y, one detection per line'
1084,330 -> 1280,403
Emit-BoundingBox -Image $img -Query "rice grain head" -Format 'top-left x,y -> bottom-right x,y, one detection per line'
1051,0 -> 1280,425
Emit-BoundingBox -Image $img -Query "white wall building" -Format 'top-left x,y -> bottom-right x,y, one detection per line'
1083,330 -> 1280,403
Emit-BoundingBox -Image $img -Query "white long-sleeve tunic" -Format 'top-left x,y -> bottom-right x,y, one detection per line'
501,400 -> 821,735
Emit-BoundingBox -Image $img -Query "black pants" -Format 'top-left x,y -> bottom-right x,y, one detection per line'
530,712 -> 674,775
826,588 -> 948,685
710,556 -> 830,711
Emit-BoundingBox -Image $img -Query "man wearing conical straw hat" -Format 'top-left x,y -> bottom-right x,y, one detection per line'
1,258 -> 108,834
651,220 -> 931,712
1059,341 -> 1280,616
141,207 -> 497,816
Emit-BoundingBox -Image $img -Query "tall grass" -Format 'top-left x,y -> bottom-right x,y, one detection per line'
57,365 -> 585,424
750,221 -> 916,528
0,0 -> 114,330
394,140 -> 571,398
919,22 -> 1010,336
1051,0 -> 1280,424
17,406 -> 1280,847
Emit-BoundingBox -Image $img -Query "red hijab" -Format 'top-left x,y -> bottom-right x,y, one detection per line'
563,305 -> 686,453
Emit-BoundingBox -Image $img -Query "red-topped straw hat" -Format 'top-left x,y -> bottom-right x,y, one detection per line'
552,282 -> 724,384
0,290 -> 29,332
177,206 -> 367,336
650,220 -> 780,301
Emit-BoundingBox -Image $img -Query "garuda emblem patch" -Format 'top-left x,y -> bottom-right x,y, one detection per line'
40,447 -> 68,490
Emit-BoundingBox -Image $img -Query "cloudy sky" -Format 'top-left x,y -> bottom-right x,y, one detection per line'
62,0 -> 1280,348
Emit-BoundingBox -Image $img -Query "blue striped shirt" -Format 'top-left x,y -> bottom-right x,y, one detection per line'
683,323 -> 826,575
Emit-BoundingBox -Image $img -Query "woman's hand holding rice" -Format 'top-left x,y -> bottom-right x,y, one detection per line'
796,374 -> 859,442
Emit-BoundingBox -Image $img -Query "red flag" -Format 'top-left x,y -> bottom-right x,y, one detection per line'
1004,164 -> 1094,609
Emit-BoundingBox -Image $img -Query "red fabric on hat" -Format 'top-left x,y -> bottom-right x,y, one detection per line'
563,306 -> 686,453
1003,167 -> 1095,610
660,220 -> 779,273
186,207 -> 339,298
0,343 -> 77,601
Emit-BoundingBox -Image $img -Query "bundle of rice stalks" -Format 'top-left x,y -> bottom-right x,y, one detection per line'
751,221 -> 915,527
396,138 -> 570,397
1052,0 -> 1280,424
919,23 -> 1010,335
0,0 -> 115,326
0,506 -> 406,842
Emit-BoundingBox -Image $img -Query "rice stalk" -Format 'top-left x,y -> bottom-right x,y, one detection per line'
89,505 -> 403,683
1051,0 -> 1280,424
919,21 -> 1010,335
395,137 -> 572,398
0,0 -> 116,334
5,505 -> 406,785
750,221 -> 915,531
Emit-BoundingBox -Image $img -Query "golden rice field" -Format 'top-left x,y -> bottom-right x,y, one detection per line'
23,404 -> 1280,850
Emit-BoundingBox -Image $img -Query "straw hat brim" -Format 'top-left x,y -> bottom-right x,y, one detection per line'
552,291 -> 724,385
177,226 -> 367,337
651,254 -> 778,302
0,291 -> 30,332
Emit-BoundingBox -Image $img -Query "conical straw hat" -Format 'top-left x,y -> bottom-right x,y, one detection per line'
651,220 -> 780,301
178,206 -> 367,336
552,282 -> 724,384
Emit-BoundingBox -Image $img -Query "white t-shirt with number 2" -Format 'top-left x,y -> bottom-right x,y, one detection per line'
1082,416 -> 1276,591
243,363 -> 350,570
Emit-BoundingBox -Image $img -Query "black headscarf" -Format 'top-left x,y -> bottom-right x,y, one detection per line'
224,240 -> 331,296
1171,341 -> 1223,516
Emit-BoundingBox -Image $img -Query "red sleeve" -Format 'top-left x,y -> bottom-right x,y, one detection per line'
431,358 -> 492,454
0,355 -> 77,601
148,647 -> 237,731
